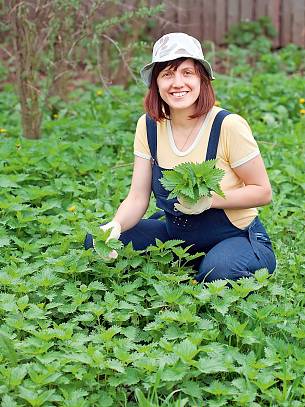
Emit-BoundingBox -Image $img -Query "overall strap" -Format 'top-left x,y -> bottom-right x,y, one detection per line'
145,114 -> 158,163
205,109 -> 231,161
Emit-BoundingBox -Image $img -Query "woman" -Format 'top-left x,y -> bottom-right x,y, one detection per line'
85,32 -> 276,283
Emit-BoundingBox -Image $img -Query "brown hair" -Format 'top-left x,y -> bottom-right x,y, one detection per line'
144,57 -> 215,122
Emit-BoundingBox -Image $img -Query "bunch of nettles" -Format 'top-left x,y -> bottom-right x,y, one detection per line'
160,159 -> 225,204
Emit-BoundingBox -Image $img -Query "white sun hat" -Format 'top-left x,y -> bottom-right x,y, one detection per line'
140,32 -> 215,87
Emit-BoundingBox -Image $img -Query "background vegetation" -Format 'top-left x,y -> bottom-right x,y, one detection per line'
0,6 -> 304,407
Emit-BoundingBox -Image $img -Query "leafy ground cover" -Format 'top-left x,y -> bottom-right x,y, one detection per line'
0,44 -> 304,406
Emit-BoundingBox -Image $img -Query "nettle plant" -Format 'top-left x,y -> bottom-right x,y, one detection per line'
160,159 -> 225,204
0,50 -> 305,405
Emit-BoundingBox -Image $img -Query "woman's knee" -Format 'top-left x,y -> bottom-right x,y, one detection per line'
195,256 -> 254,283
195,237 -> 258,283
195,240 -> 276,283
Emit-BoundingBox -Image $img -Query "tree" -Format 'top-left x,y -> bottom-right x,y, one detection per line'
4,0 -> 163,139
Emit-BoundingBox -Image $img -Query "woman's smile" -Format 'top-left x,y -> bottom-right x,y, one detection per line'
170,91 -> 189,98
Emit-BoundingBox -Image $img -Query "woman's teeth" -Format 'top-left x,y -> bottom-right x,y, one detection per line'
172,91 -> 188,97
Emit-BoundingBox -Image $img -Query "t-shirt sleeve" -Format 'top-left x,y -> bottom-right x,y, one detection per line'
222,114 -> 260,168
134,114 -> 151,160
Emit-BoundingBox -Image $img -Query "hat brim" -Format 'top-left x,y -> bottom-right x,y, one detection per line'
140,57 -> 215,87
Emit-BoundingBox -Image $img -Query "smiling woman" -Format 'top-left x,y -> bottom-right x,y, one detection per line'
85,32 -> 276,283
145,57 -> 215,152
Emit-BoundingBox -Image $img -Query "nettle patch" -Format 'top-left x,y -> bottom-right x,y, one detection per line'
0,71 -> 304,406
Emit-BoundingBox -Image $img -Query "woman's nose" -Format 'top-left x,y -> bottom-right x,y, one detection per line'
172,72 -> 184,87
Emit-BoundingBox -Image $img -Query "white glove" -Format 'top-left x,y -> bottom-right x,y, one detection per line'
100,220 -> 121,241
174,196 -> 212,215
95,220 -> 121,259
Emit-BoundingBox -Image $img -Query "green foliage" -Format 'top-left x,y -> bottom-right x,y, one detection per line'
95,4 -> 164,34
209,17 -> 304,80
258,43 -> 305,74
160,160 -> 225,204
0,39 -> 304,406
225,16 -> 277,47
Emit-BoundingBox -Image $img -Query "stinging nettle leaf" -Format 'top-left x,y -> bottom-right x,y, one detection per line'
0,331 -> 18,364
173,339 -> 198,362
160,160 -> 225,204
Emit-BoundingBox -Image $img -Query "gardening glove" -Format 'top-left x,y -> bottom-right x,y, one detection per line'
174,196 -> 212,215
99,220 -> 121,259
100,220 -> 121,241
84,220 -> 121,258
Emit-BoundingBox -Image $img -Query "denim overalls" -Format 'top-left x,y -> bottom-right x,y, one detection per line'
85,110 -> 276,282
144,110 -> 275,280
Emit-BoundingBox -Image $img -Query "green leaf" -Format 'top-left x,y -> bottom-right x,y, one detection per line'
160,160 -> 225,203
107,359 -> 125,373
173,339 -> 198,362
181,380 -> 202,398
204,380 -> 234,396
254,371 -> 277,391
8,365 -> 28,388
1,395 -> 18,407
96,391 -> 113,407
0,331 -> 18,364
254,268 -> 270,283
0,294 -> 18,312
16,295 -> 29,312
231,378 -> 257,403
18,387 -> 56,407
0,176 -> 19,188
225,315 -> 248,337
161,366 -> 187,381
0,236 -> 11,247
153,284 -> 184,304
197,355 -> 228,374
117,367 -> 140,386
208,279 -> 228,294
197,318 -> 215,330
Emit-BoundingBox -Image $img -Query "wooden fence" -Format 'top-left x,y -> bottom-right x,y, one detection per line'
148,0 -> 305,48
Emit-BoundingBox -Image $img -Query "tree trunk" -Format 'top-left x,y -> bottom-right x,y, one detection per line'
10,0 -> 42,139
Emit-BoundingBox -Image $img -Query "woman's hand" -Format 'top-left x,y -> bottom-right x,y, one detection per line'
174,195 -> 212,215
99,220 -> 121,259
100,220 -> 121,240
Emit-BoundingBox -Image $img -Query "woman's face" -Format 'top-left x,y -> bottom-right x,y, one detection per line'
156,59 -> 201,114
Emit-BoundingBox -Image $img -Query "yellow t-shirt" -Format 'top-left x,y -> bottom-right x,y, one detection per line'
134,107 -> 260,229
